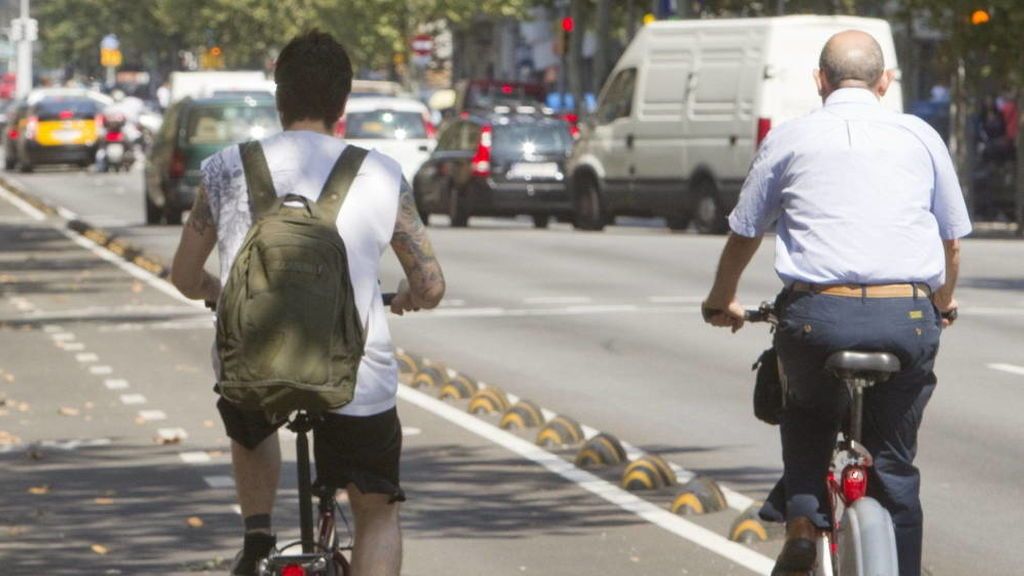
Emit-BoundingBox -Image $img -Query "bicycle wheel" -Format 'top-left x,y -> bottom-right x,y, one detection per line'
837,497 -> 899,576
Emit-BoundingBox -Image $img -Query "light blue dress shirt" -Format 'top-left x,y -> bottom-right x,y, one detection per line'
729,88 -> 972,290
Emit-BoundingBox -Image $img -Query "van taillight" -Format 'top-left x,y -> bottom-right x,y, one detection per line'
424,117 -> 436,139
756,117 -> 771,147
470,125 -> 492,177
334,118 -> 346,138
169,149 -> 186,179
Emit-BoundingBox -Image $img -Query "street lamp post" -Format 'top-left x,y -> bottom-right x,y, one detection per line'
14,0 -> 34,99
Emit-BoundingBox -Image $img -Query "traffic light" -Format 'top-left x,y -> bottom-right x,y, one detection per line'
971,9 -> 991,25
561,17 -> 574,33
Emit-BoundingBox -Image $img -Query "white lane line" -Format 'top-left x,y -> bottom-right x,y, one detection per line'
0,186 -> 46,221
179,451 -> 212,464
60,342 -> 86,351
230,504 -> 242,515
11,297 -> 33,311
565,304 -> 638,314
75,352 -> 99,363
42,325 -> 63,333
119,394 -> 147,405
138,410 -> 167,421
988,363 -> 1024,376
104,379 -> 130,390
204,475 -> 235,489
397,385 -> 773,575
649,296 -> 706,304
89,365 -> 113,375
51,332 -> 75,341
402,426 -> 422,437
524,296 -> 593,305
156,428 -> 189,443
55,205 -> 79,220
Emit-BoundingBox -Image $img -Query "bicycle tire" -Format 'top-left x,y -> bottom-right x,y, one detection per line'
837,497 -> 899,576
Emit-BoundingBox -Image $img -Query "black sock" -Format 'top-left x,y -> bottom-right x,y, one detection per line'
244,513 -> 272,534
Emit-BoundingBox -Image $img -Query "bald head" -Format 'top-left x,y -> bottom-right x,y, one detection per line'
818,30 -> 885,90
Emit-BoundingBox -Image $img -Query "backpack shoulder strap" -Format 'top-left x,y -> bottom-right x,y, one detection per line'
238,141 -> 278,219
317,145 -> 369,222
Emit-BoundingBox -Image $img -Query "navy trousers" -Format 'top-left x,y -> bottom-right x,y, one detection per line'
759,289 -> 940,576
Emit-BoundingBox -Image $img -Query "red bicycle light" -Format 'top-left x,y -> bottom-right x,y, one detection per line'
841,466 -> 868,504
281,565 -> 306,576
756,117 -> 771,147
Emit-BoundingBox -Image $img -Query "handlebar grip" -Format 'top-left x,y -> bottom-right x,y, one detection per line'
743,309 -> 765,322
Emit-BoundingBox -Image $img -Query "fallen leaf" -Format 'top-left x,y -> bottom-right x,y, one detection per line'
5,525 -> 27,536
186,516 -> 204,528
90,544 -> 109,555
206,450 -> 223,458
58,407 -> 80,417
28,485 -> 49,495
3,373 -> 14,383
0,430 -> 20,445
131,281 -> 143,294
134,416 -> 146,425
94,497 -> 114,505
202,420 -> 215,428
17,402 -> 29,412
84,401 -> 95,410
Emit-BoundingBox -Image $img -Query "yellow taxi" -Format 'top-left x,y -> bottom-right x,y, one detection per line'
13,90 -> 108,171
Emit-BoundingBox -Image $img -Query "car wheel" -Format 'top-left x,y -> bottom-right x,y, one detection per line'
532,215 -> 549,229
448,188 -> 468,228
693,179 -> 728,235
572,174 -> 606,231
666,211 -> 691,233
19,157 -> 33,173
144,188 -> 162,225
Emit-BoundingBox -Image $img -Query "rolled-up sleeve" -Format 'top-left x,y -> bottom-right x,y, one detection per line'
728,137 -> 783,238
924,130 -> 972,239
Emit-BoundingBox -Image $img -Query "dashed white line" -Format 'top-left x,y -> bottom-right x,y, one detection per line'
42,325 -> 63,333
119,394 -> 147,405
524,296 -> 593,305
89,365 -> 113,375
179,451 -> 212,464
75,352 -> 99,363
60,342 -> 86,351
137,410 -> 167,421
648,295 -> 706,304
51,332 -> 75,341
988,363 -> 1024,376
565,304 -> 638,314
204,475 -> 235,489
104,379 -> 130,390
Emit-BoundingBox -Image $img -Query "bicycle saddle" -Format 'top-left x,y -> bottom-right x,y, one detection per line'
825,351 -> 901,377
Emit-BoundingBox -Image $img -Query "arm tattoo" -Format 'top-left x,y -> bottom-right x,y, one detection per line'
391,179 -> 444,302
186,184 -> 215,236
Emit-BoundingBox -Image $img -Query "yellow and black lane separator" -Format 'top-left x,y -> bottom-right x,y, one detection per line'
621,454 -> 677,491
65,219 -> 170,277
574,432 -> 627,469
467,386 -> 510,415
670,476 -> 728,516
534,415 -> 584,448
499,399 -> 545,430
729,505 -> 783,544
438,373 -> 479,400
411,364 -> 449,389
395,349 -> 421,377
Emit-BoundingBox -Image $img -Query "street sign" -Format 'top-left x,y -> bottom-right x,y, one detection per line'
101,48 -> 123,68
101,34 -> 120,50
9,18 -> 38,42
411,34 -> 433,57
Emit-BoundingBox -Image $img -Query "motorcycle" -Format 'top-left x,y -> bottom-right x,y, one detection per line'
99,113 -> 135,173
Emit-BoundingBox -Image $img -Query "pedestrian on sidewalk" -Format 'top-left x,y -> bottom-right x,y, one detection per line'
701,30 -> 970,576
170,29 -> 445,576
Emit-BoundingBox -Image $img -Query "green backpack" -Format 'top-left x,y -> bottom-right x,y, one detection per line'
216,141 -> 368,419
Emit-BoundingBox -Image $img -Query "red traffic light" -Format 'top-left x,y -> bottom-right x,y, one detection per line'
561,17 -> 574,33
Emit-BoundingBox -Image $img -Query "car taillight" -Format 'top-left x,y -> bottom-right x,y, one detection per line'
471,125 -> 492,177
95,114 -> 104,132
334,118 -> 346,138
756,117 -> 771,147
59,110 -> 74,120
169,148 -> 186,179
562,113 -> 580,139
24,116 -> 38,140
105,131 -> 124,143
424,118 -> 436,139
841,465 -> 868,504
281,565 -> 306,576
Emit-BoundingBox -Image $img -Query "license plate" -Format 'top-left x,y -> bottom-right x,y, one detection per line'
107,143 -> 124,159
53,129 -> 82,143
507,162 -> 560,180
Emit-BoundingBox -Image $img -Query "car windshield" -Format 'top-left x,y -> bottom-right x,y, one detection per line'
184,103 -> 280,145
35,98 -> 99,121
346,110 -> 426,140
492,122 -> 572,158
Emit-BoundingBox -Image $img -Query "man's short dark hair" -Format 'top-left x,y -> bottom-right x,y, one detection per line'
274,30 -> 353,129
818,33 -> 884,88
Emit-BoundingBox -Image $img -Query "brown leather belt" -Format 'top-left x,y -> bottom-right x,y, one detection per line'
790,282 -> 931,298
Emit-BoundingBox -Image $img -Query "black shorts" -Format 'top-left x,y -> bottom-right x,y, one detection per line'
216,398 -> 405,503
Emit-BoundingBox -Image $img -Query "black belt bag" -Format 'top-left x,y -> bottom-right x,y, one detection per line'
752,347 -> 784,425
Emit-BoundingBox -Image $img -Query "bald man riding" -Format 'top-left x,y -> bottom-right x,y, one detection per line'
703,30 -> 970,576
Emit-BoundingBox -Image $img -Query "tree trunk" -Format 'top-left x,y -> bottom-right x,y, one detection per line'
949,57 -> 973,218
569,0 -> 585,115
593,0 -> 611,92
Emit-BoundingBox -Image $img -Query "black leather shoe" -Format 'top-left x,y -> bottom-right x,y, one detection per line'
229,533 -> 276,576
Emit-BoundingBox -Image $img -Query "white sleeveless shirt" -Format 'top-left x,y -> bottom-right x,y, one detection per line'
201,131 -> 402,416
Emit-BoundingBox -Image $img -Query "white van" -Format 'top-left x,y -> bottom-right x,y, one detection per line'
568,15 -> 902,233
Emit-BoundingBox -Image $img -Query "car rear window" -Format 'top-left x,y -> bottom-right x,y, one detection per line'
467,84 -> 545,110
346,110 -> 426,140
184,103 -> 280,145
35,98 -> 99,121
492,122 -> 572,157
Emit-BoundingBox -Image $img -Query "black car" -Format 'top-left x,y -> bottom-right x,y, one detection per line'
412,113 -> 574,228
2,99 -> 27,171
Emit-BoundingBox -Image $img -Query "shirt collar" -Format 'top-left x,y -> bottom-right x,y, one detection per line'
825,87 -> 881,107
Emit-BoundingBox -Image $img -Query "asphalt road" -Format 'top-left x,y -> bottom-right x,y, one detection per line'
2,162 -> 1022,575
